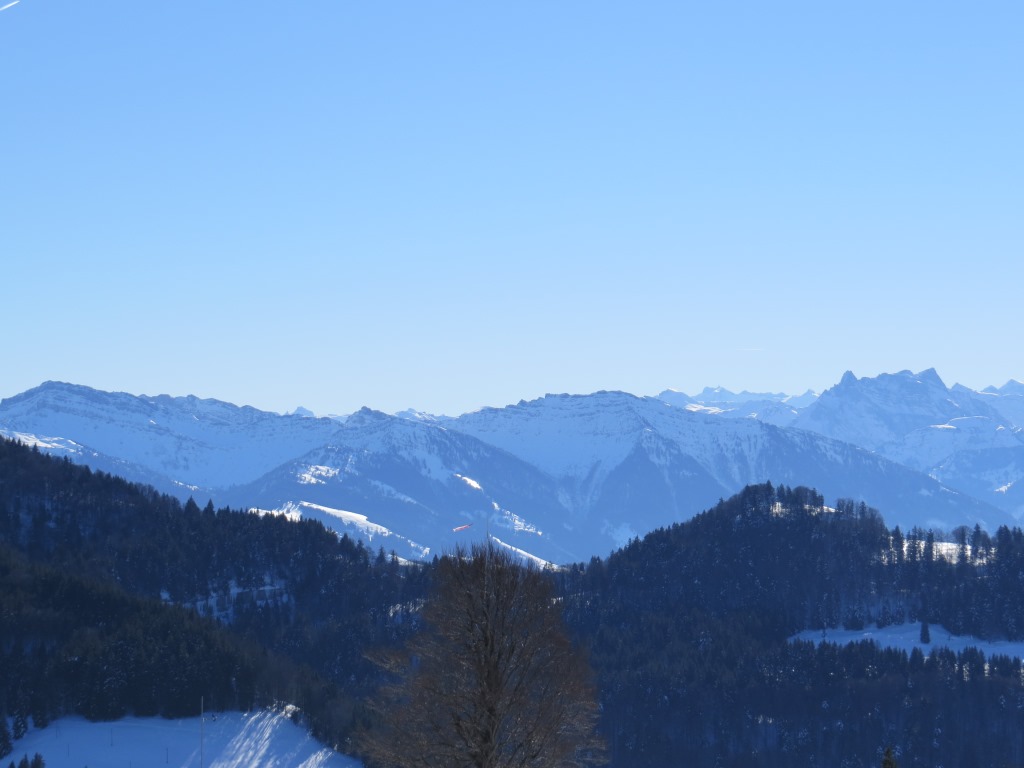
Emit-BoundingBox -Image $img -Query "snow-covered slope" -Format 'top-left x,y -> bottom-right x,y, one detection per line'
973,381 -> 1024,429
882,416 -> 1022,473
928,445 -> 1024,520
793,369 -> 1005,451
10,709 -> 359,768
2,377 -> 1020,564
0,382 -> 343,496
449,391 -> 1011,538
223,407 -> 578,563
788,370 -> 1024,517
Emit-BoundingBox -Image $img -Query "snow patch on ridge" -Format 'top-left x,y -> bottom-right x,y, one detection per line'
490,535 -> 553,569
297,465 -> 340,485
455,473 -> 483,491
501,508 -> 541,536
275,501 -> 430,559
0,429 -> 85,455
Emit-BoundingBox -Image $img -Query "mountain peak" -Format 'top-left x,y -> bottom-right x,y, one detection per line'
344,406 -> 392,427
1,380 -> 129,411
998,380 -> 1024,396
917,367 -> 946,387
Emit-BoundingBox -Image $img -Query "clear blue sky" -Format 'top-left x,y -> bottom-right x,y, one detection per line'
2,2 -> 1021,416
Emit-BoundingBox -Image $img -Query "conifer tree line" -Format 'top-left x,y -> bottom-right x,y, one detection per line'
5,755 -> 45,768
558,483 -> 1024,766
0,437 -> 428,751
6,436 -> 1024,765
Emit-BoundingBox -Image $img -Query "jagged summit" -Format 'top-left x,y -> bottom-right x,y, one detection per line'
797,368 -> 999,451
833,368 -> 947,393
839,370 -> 858,386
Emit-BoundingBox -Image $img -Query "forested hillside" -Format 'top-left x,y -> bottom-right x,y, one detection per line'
0,438 -> 428,754
562,484 -> 1024,766
6,437 -> 1024,766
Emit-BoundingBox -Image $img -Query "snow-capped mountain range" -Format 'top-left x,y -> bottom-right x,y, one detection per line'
2,370 -> 1023,564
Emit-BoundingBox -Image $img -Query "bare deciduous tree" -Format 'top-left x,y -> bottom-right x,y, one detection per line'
359,543 -> 605,768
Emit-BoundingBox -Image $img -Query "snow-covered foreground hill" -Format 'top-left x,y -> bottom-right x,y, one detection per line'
10,709 -> 360,768
791,621 -> 1024,660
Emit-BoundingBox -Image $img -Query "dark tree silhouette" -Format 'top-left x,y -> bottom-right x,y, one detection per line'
359,543 -> 605,768
0,718 -> 10,760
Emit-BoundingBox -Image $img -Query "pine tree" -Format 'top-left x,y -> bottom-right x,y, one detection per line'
920,620 -> 931,644
882,746 -> 898,767
0,717 -> 11,760
10,713 -> 25,742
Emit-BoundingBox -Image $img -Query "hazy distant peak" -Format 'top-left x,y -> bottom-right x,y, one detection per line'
655,389 -> 695,407
990,379 -> 1024,396
693,386 -> 789,404
783,389 -> 820,408
394,408 -> 449,423
289,406 -> 316,418
697,386 -> 730,398
343,406 -> 392,427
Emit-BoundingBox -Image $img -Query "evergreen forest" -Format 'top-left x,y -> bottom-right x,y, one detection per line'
4,437 -> 1024,766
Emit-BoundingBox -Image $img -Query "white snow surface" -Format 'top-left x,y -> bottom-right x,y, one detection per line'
791,622 -> 1024,660
490,535 -> 552,569
0,382 -> 343,490
279,501 -> 431,558
11,709 -> 359,768
0,430 -> 84,454
288,501 -> 393,537
451,391 -> 774,485
455,473 -> 483,491
297,465 -> 341,485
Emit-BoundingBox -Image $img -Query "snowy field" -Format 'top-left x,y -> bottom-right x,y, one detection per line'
791,621 -> 1024,659
10,709 -> 361,768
